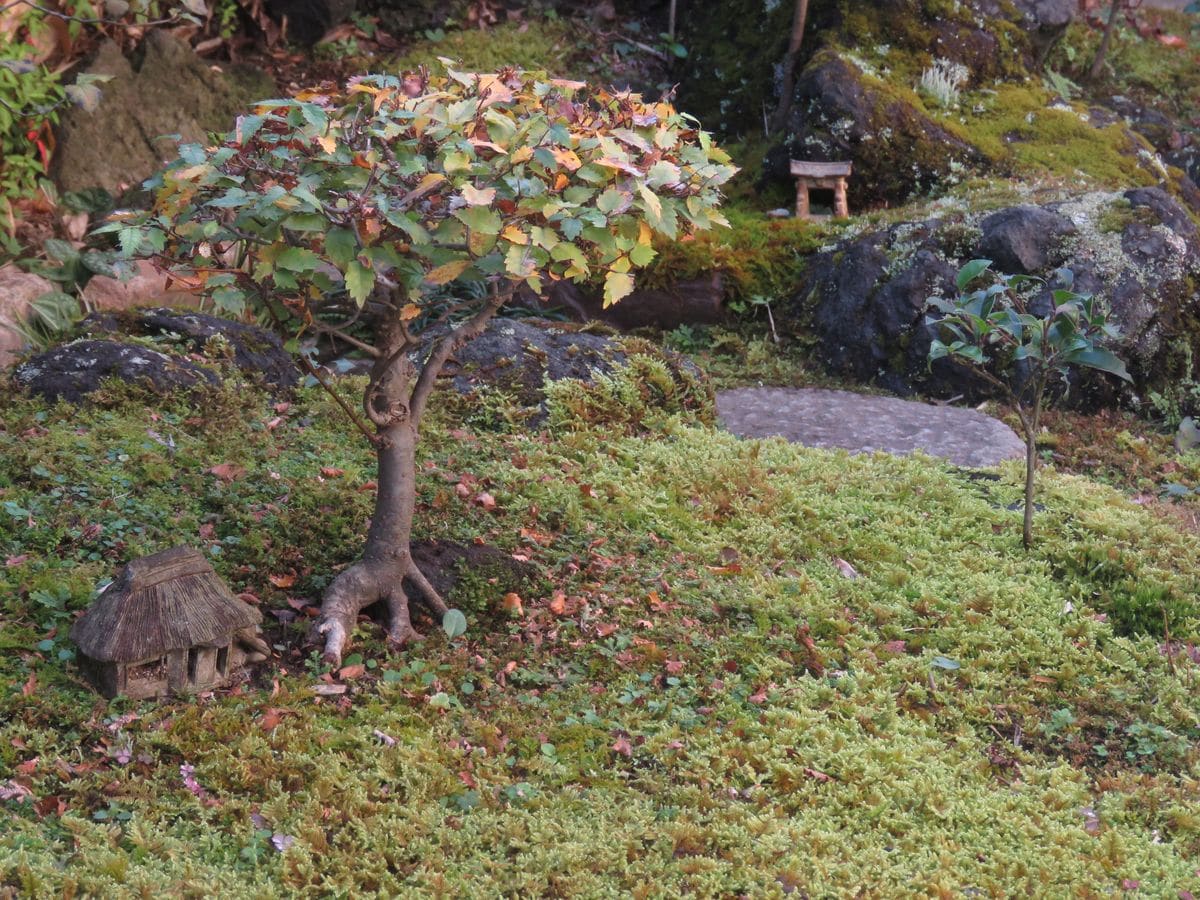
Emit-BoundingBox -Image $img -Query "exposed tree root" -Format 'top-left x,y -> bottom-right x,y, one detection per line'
313,557 -> 451,666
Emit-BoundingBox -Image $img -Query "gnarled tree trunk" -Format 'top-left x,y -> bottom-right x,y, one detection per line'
312,289 -> 506,665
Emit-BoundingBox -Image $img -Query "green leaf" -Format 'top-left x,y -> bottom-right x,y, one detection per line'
324,228 -> 358,268
1064,347 -> 1131,382
455,206 -> 502,235
442,609 -> 467,639
956,259 -> 991,291
931,656 -> 960,671
274,247 -> 321,273
345,260 -> 375,306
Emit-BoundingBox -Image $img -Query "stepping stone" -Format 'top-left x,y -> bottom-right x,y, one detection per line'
716,387 -> 1025,468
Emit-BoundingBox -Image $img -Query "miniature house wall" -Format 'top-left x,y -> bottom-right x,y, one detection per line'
790,159 -> 852,220
70,546 -> 269,700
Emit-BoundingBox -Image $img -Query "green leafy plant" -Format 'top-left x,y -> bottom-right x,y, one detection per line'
927,260 -> 1131,548
115,64 -> 735,664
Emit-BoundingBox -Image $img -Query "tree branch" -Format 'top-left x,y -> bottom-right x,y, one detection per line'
296,353 -> 380,446
409,284 -> 510,425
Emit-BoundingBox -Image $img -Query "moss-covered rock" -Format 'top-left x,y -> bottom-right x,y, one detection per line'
788,188 -> 1200,406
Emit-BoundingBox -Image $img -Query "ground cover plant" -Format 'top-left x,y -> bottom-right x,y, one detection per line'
2,374 -> 1200,894
117,65 -> 734,664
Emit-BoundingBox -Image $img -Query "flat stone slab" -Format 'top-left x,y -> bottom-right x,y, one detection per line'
716,387 -> 1025,468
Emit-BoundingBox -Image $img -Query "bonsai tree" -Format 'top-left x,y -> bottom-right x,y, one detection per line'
108,65 -> 736,664
927,260 -> 1130,549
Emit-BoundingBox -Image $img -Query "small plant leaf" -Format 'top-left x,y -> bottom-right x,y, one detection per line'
956,259 -> 991,291
442,609 -> 467,639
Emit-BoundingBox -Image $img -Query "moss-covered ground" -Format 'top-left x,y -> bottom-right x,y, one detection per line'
3,368 -> 1200,896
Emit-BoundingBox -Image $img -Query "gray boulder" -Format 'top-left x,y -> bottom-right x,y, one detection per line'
14,340 -> 219,405
81,308 -> 298,395
977,206 -> 1078,274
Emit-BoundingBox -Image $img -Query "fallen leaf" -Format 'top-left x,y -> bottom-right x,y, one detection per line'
612,735 -> 632,757
596,623 -> 619,638
237,592 -> 260,605
22,672 -> 36,697
803,767 -> 833,782
474,491 -> 497,510
338,664 -> 366,680
269,573 -> 297,589
548,591 -> 567,616
665,659 -> 685,674
502,592 -> 524,616
208,463 -> 246,482
373,729 -> 396,747
312,684 -> 347,696
5,554 -> 29,567
320,467 -> 345,478
198,523 -> 216,540
16,758 -> 38,775
271,833 -> 296,852
260,708 -> 288,731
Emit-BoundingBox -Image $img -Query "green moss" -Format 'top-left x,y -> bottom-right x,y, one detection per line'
386,21 -> 579,75
5,381 -> 1200,892
940,82 -> 1159,188
638,207 -> 832,304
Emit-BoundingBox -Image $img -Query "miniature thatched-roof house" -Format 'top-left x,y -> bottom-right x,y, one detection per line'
70,546 -> 269,699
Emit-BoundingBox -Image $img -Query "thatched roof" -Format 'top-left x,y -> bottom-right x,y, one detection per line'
70,546 -> 262,662
790,160 -> 853,178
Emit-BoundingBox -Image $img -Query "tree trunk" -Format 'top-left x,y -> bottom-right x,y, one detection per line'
1088,1 -> 1123,82
768,0 -> 810,135
313,354 -> 448,664
311,290 -> 509,665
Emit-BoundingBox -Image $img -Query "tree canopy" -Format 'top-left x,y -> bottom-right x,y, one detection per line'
112,63 -> 737,324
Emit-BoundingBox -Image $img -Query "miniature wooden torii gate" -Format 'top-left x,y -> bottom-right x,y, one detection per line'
790,159 -> 852,219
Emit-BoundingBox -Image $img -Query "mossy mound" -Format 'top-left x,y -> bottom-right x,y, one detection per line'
2,381 -> 1200,893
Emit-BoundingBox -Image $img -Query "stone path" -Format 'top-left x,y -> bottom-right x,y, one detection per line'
716,387 -> 1025,468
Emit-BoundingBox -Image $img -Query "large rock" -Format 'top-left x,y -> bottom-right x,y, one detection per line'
436,318 -> 713,424
788,188 -> 1200,407
52,32 -> 274,195
80,308 -> 298,395
14,339 -> 220,404
977,206 -> 1077,274
774,50 -> 986,208
540,274 -> 728,331
0,267 -> 55,369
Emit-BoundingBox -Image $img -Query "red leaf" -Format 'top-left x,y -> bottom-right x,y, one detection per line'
338,664 -> 366,680
320,467 -> 345,478
502,593 -> 524,616
16,758 -> 38,775
237,592 -> 261,605
474,491 -> 497,510
595,623 -> 619,638
548,591 -> 566,616
5,554 -> 30,567
612,735 -> 633,757
260,708 -> 288,731
269,573 -> 297,589
21,672 -> 36,697
665,659 -> 685,674
198,523 -> 216,540
803,767 -> 833,782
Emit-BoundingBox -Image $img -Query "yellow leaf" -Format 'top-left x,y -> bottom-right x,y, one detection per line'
638,221 -> 652,246
425,260 -> 472,285
501,225 -> 528,245
348,83 -> 381,95
604,270 -> 635,308
316,134 -> 337,154
552,148 -> 582,171
461,184 -> 496,206
400,303 -> 421,320
509,147 -> 534,164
